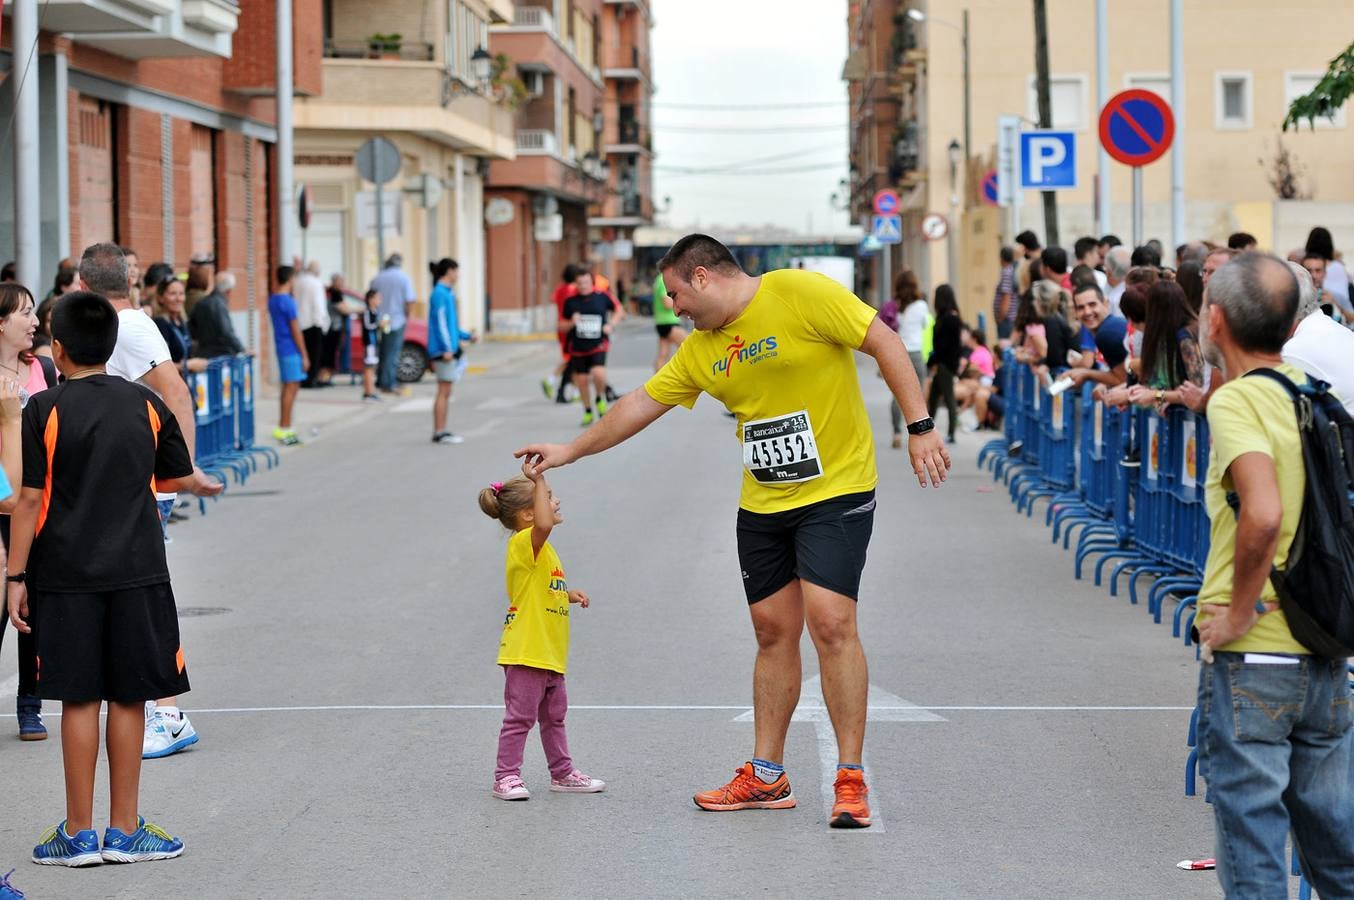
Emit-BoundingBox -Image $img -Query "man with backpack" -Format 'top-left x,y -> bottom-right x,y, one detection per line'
1194,251 -> 1354,897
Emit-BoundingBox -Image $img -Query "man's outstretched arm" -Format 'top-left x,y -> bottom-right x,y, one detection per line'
858,315 -> 951,487
516,387 -> 673,474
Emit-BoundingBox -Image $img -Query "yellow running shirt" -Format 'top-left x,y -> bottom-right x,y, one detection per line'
1195,364 -> 1308,655
644,269 -> 879,514
498,528 -> 571,673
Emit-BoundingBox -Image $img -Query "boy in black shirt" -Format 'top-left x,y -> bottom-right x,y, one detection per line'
561,270 -> 613,426
6,291 -> 221,867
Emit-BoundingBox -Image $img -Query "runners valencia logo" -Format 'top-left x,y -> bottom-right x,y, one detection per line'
711,335 -> 779,377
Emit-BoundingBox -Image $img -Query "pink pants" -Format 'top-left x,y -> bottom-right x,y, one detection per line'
495,664 -> 574,781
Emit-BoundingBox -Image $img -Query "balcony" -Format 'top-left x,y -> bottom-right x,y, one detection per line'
605,119 -> 650,155
517,129 -> 559,155
605,0 -> 652,20
324,39 -> 436,62
493,6 -> 603,87
295,61 -> 516,159
51,0 -> 238,57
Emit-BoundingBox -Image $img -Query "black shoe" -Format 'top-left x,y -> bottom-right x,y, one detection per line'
604,386 -> 620,403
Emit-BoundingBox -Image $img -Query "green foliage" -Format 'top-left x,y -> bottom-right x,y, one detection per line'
1283,40 -> 1354,131
367,33 -> 403,54
490,52 -> 529,110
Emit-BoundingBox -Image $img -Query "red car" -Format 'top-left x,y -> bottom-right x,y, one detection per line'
347,315 -> 430,383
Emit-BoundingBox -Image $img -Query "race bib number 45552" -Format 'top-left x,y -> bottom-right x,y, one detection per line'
742,410 -> 823,484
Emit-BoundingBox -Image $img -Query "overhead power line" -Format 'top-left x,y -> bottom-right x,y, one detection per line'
656,142 -> 846,174
654,123 -> 846,135
653,100 -> 849,111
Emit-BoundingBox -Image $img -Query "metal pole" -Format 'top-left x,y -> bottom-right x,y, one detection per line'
375,182 -> 386,268
12,0 -> 40,289
1095,0 -> 1111,237
962,9 -> 971,164
1132,167 -> 1143,248
1169,0 -> 1185,259
276,0 -> 295,265
880,246 -> 892,312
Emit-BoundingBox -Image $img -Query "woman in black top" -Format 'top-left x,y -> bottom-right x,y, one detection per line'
927,284 -> 963,443
151,276 -> 206,377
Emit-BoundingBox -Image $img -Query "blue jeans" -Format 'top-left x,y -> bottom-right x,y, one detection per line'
157,498 -> 175,542
376,325 -> 405,391
1198,652 -> 1354,898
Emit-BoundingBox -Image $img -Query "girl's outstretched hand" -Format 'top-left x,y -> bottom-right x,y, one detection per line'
568,589 -> 590,608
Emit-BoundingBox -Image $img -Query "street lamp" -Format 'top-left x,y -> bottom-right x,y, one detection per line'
947,138 -> 962,184
470,45 -> 492,87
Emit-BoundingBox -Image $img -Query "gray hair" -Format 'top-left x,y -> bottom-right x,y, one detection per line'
1286,261 -> 1318,320
216,271 -> 236,293
1105,245 -> 1131,280
78,242 -> 130,299
1208,252 -> 1299,355
306,259 -> 322,275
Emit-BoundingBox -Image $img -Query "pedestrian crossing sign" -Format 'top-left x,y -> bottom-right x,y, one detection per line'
871,214 -> 902,244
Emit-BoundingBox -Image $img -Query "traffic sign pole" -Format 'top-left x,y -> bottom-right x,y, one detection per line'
1132,167 -> 1143,247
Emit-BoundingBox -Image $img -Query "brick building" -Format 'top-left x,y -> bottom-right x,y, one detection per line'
485,0 -> 610,333
292,0 -> 516,337
588,0 -> 655,301
1,0 -> 318,349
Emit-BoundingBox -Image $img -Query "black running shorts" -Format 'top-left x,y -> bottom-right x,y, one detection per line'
33,582 -> 191,703
735,490 -> 876,604
656,324 -> 677,338
569,352 -> 607,373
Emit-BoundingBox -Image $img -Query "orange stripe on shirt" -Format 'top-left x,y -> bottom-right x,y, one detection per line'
147,399 -> 163,493
35,407 -> 58,535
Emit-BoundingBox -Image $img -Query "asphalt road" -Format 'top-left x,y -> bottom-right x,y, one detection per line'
0,321 -> 1246,898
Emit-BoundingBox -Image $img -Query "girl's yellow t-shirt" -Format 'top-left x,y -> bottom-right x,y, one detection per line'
498,528 -> 571,674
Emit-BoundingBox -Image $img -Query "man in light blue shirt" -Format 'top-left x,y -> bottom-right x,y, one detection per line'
368,253 -> 416,391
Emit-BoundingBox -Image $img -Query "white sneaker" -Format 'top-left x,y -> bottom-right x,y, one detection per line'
142,709 -> 199,759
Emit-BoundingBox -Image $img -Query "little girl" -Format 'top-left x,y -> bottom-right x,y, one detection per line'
478,463 -> 605,801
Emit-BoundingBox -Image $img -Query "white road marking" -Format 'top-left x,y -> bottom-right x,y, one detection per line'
0,674 -> 17,700
475,396 -> 528,411
458,418 -> 504,439
733,677 -> 946,833
0,703 -> 1197,718
392,398 -> 433,413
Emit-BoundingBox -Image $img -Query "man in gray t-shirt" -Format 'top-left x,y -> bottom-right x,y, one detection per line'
368,254 -> 416,392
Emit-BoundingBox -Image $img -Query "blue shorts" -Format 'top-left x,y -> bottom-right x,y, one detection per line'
277,353 -> 305,384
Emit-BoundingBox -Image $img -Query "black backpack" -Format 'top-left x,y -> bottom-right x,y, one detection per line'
1236,369 -> 1354,657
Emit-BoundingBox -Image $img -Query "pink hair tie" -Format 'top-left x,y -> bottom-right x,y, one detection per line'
490,482 -> 504,495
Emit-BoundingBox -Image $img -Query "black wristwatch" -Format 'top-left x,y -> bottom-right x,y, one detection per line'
6,571 -> 25,584
906,417 -> 936,436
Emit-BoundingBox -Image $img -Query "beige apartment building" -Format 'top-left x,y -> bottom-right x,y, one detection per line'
850,0 -> 1354,322
293,0 -> 518,336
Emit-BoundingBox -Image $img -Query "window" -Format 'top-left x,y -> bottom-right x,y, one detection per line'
446,1 -> 488,81
1125,73 -> 1171,101
1285,72 -> 1347,128
1215,72 -> 1252,130
1027,75 -> 1088,130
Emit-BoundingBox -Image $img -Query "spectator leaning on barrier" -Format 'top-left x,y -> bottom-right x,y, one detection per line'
1061,283 -> 1128,390
1192,251 -> 1354,896
1282,260 -> 1354,414
189,271 -> 247,359
1124,280 -> 1202,410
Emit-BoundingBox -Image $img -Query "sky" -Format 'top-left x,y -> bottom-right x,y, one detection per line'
649,0 -> 853,236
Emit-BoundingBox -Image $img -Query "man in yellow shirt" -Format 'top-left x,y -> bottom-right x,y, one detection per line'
517,234 -> 949,829
1193,252 -> 1354,896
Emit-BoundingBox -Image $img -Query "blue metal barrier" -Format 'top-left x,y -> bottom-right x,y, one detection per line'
233,355 -> 278,470
186,355 -> 280,513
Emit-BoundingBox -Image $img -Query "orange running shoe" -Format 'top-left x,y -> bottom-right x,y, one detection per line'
693,762 -> 796,811
830,767 -> 872,828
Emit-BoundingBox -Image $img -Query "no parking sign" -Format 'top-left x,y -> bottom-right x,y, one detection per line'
1099,89 -> 1174,167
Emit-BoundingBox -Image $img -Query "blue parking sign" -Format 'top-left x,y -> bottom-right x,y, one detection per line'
1019,131 -> 1077,190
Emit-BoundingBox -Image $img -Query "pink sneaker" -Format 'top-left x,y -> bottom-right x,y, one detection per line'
550,769 -> 606,793
492,775 -> 530,801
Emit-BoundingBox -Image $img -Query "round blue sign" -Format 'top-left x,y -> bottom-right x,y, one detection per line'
1099,89 -> 1175,167
981,170 -> 999,206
